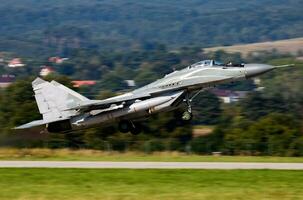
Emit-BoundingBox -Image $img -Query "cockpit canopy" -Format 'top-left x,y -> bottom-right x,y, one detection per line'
188,60 -> 244,69
189,60 -> 224,68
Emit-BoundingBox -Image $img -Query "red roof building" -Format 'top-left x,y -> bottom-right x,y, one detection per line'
72,80 -> 96,88
8,58 -> 25,68
40,66 -> 55,77
211,89 -> 248,103
48,57 -> 68,64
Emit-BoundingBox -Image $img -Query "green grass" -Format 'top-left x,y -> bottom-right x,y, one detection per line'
2,148 -> 303,163
0,168 -> 303,200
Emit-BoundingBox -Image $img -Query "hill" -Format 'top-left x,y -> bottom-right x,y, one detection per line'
1,0 -> 303,56
204,37 -> 303,57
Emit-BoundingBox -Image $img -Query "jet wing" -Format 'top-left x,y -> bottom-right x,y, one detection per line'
64,92 -> 152,112
65,76 -> 235,113
14,92 -> 149,129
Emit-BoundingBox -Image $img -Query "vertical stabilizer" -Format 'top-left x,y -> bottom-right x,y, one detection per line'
32,78 -> 88,121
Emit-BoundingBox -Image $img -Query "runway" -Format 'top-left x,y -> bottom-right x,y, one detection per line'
0,161 -> 303,169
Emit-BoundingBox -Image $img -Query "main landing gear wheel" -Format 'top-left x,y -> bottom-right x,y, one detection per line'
118,120 -> 131,133
118,120 -> 142,135
129,123 -> 142,135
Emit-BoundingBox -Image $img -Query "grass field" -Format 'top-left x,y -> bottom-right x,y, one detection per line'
2,148 -> 303,163
0,168 -> 303,200
204,37 -> 303,57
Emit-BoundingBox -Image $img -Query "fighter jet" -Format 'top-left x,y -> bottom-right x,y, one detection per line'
15,60 -> 292,134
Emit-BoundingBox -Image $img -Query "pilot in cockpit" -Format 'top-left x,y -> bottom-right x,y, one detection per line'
188,60 -> 225,69
189,60 -> 212,68
213,60 -> 225,66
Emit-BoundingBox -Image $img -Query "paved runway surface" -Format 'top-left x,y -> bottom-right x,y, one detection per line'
0,161 -> 303,169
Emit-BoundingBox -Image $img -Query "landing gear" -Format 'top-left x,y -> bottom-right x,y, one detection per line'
182,111 -> 193,121
118,120 -> 131,133
118,120 -> 142,135
129,123 -> 142,135
182,93 -> 193,121
181,89 -> 205,121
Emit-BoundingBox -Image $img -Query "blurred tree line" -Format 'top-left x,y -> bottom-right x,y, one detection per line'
0,46 -> 302,156
1,0 -> 303,56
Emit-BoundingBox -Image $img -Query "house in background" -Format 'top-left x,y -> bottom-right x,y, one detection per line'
40,66 -> 55,77
48,57 -> 68,64
72,80 -> 96,88
211,89 -> 248,104
0,58 -> 4,68
8,58 -> 25,68
124,80 -> 136,87
0,74 -> 15,88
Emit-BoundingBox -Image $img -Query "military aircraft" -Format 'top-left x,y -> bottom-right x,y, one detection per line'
15,60 -> 292,134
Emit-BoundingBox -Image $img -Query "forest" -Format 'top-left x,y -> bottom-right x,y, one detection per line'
0,0 -> 303,56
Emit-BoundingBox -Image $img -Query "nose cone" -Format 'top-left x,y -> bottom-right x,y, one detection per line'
245,64 -> 275,78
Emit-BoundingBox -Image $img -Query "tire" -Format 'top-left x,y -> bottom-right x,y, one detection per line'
182,111 -> 193,121
118,120 -> 131,133
130,123 -> 142,135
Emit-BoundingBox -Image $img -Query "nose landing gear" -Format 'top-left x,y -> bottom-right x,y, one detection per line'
182,110 -> 193,121
181,89 -> 205,121
181,93 -> 193,121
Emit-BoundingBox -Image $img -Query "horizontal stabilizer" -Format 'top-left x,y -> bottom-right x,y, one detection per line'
14,120 -> 46,129
14,118 -> 69,130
